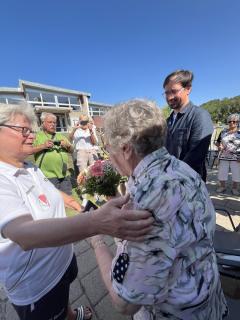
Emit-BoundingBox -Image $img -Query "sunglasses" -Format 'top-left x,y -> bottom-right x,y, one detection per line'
80,120 -> 89,125
228,121 -> 238,124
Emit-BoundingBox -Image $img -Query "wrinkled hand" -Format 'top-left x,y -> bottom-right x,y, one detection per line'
92,194 -> 154,241
44,140 -> 54,149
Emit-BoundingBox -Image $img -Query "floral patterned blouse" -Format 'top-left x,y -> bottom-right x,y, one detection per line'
111,147 -> 228,320
217,129 -> 240,161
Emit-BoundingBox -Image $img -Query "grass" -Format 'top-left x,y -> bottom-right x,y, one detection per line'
27,154 -> 83,217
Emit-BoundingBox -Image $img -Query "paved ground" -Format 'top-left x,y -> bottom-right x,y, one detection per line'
0,165 -> 240,320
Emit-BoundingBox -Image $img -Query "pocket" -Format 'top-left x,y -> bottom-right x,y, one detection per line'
176,128 -> 188,145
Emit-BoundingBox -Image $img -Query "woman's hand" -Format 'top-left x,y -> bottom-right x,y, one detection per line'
92,194 -> 154,241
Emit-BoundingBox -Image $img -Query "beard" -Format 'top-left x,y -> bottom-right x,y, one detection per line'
167,97 -> 182,110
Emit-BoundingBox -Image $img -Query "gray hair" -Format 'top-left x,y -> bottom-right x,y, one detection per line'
0,103 -> 36,125
227,113 -> 240,123
104,99 -> 167,158
40,112 -> 56,122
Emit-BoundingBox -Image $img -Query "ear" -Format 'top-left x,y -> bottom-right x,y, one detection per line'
185,86 -> 192,95
122,143 -> 133,160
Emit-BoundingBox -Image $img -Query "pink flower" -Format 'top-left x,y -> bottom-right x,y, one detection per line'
90,160 -> 104,177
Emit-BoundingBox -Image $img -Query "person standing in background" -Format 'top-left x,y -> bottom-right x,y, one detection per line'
69,114 -> 98,173
31,112 -> 73,195
163,70 -> 213,181
216,113 -> 240,195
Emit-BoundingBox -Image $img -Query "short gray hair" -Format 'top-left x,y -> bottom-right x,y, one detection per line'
227,113 -> 240,123
0,103 -> 36,125
40,112 -> 56,122
104,99 -> 167,157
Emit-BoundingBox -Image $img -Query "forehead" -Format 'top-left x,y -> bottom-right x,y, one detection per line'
44,116 -> 56,122
9,114 -> 30,124
79,115 -> 88,121
164,81 -> 182,89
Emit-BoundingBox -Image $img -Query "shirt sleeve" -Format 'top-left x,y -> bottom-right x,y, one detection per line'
111,177 -> 187,305
0,177 -> 31,238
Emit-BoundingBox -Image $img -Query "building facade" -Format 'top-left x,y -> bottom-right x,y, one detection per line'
0,80 -> 112,132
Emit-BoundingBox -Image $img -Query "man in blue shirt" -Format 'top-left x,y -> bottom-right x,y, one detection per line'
163,70 -> 213,181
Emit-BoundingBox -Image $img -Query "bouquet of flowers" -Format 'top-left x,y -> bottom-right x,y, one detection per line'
77,160 -> 123,197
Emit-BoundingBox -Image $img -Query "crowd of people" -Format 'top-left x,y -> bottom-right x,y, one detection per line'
0,69 -> 238,319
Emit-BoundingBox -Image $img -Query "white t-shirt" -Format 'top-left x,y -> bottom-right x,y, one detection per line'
0,161 -> 73,305
73,127 -> 98,150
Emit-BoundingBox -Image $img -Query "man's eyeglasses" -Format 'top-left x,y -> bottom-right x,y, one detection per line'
162,87 -> 185,97
228,121 -> 238,124
0,124 -> 35,137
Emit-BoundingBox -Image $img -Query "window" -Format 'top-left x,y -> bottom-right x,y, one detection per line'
7,98 -> 24,105
70,96 -> 79,105
41,93 -> 56,104
69,96 -> 81,110
56,114 -> 68,132
26,91 -> 42,103
0,97 -> 7,103
89,106 -> 107,116
57,96 -> 69,105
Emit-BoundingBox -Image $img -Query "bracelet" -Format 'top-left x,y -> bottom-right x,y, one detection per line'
92,240 -> 106,250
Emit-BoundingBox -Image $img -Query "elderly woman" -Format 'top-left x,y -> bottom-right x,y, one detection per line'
0,103 -> 153,320
91,99 -> 228,320
216,113 -> 240,195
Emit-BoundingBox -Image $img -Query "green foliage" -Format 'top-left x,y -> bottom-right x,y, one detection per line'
161,105 -> 171,119
82,169 -> 122,197
201,95 -> 240,124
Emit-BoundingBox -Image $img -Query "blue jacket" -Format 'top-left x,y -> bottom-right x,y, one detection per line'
166,101 -> 213,180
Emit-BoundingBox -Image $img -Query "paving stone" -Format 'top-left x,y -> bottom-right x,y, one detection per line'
74,240 -> 91,256
76,248 -> 98,278
5,303 -> 18,320
95,294 -> 131,320
81,267 -> 108,305
69,277 -> 84,304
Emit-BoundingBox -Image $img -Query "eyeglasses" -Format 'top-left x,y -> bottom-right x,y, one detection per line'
228,121 -> 238,124
0,124 -> 35,137
162,87 -> 185,97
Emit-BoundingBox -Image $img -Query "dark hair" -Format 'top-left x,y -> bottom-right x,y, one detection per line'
163,70 -> 194,88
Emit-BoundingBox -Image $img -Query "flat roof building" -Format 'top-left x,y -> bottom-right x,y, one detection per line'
0,80 -> 112,132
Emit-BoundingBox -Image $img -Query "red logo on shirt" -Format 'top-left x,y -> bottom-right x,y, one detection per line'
38,194 -> 50,207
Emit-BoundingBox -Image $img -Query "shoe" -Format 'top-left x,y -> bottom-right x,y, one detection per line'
74,306 -> 92,320
231,189 -> 240,196
216,187 -> 226,193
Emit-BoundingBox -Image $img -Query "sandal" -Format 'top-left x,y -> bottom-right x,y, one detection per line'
74,306 -> 92,320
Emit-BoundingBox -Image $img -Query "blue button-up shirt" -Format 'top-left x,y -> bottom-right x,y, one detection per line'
166,101 -> 213,180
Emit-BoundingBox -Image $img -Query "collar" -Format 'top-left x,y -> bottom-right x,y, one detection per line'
0,161 -> 31,177
130,147 -> 170,182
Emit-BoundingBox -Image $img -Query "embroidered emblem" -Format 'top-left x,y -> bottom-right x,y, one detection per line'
38,194 -> 50,207
113,253 -> 129,283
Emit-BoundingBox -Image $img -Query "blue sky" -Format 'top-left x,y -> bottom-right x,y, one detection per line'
0,0 -> 240,107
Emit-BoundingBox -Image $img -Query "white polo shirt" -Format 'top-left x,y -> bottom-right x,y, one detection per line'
0,161 -> 73,305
